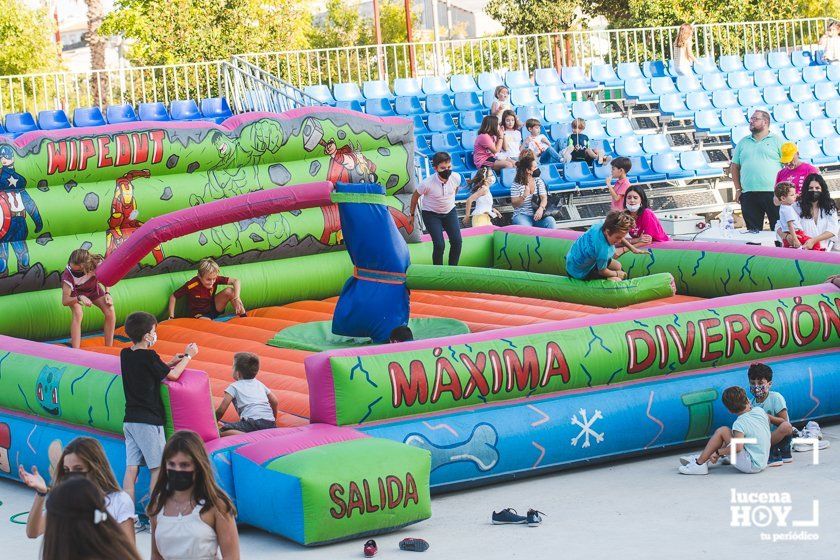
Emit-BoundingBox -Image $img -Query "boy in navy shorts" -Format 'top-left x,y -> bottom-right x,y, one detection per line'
168,258 -> 244,319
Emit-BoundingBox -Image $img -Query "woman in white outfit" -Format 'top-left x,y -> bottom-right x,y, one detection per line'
149,431 -> 240,560
672,23 -> 697,76
796,174 -> 838,251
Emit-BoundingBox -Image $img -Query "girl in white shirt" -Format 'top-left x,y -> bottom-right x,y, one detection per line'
463,167 -> 501,227
499,110 -> 522,160
819,21 -> 840,64
491,85 -> 512,117
672,23 -> 696,76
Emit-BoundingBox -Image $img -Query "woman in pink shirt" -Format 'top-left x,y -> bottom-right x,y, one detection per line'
615,186 -> 670,255
473,116 -> 515,172
776,142 -> 819,194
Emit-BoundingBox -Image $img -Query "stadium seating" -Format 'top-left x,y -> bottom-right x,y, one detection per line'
170,100 -> 202,121
105,104 -> 138,124
73,107 -> 106,127
37,110 -> 71,130
4,112 -> 39,136
139,102 -> 171,121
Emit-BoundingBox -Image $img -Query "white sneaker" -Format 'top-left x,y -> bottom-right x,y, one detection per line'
794,421 -> 831,452
679,454 -> 698,466
679,459 -> 709,475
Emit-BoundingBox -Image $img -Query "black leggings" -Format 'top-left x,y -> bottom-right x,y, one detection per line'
421,208 -> 462,266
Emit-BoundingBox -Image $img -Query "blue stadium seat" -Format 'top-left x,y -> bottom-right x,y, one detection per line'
744,53 -> 768,72
538,85 -> 564,105
778,67 -> 804,87
826,99 -> 840,118
789,84 -> 816,103
427,113 -> 457,133
642,61 -> 668,79
394,78 -> 424,98
772,103 -> 799,123
511,87 -> 540,107
454,92 -> 483,112
591,138 -> 614,157
730,125 -> 751,144
614,136 -> 644,157
563,161 -> 601,188
783,121 -> 809,142
798,138 -> 832,165
571,101 -> 599,120
449,154 -> 470,175
798,101 -> 823,121
539,164 -> 573,190
827,64 -> 840,82
105,104 -> 138,124
591,64 -> 623,87
139,102 -> 171,121
482,90 -> 496,109
72,106 -> 106,127
500,167 -> 517,189
685,92 -> 713,112
738,88 -> 764,108
592,160 -> 612,181
718,55 -> 745,73
650,76 -> 676,96
304,85 -> 334,104
363,80 -> 394,100
767,51 -> 792,70
606,117 -> 634,138
550,123 -> 573,143
642,134 -> 671,154
811,118 -> 836,139
628,156 -> 666,183
422,76 -> 450,95
702,73 -> 727,92
753,69 -> 779,88
335,100 -> 363,113
791,50 -> 813,68
694,110 -> 727,134
37,110 -> 70,130
365,98 -> 396,117
561,66 -> 597,89
693,56 -> 719,75
823,137 -> 840,160
815,82 -> 840,101
450,74 -> 479,93
395,96 -> 424,116
802,66 -> 828,84
534,68 -> 561,86
712,90 -> 739,110
544,103 -> 572,124
763,86 -> 789,105
412,116 -> 432,137
333,82 -> 364,102
676,75 -> 702,94
431,133 -> 463,154
170,99 -> 202,120
652,153 -> 693,179
727,71 -> 753,90
516,106 -> 542,122
460,130 -> 478,151
426,93 -> 455,114
624,79 -> 657,102
582,120 -> 607,140
477,72 -> 503,91
680,151 -> 723,176
415,136 -> 434,157
720,107 -> 747,128
658,94 -> 692,118
505,70 -> 531,89
200,97 -> 233,122
617,62 -> 644,82
459,110 -> 484,130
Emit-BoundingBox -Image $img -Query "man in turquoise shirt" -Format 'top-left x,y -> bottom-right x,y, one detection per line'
731,110 -> 784,232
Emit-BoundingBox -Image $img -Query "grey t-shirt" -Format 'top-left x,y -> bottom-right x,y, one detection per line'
225,379 -> 273,421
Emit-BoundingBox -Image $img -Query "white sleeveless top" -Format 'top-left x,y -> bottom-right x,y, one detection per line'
473,189 -> 494,216
154,502 -> 220,560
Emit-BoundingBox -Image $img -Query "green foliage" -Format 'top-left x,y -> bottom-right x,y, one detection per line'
0,0 -> 60,75
307,0 -> 419,49
485,0 -> 580,34
102,0 -> 312,66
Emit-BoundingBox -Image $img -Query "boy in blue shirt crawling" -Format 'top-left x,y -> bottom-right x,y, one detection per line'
565,211 -> 648,281
748,362 -> 794,466
679,386 -> 771,475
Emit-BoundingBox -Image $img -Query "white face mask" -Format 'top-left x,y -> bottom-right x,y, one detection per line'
626,203 -> 641,212
146,331 -> 157,348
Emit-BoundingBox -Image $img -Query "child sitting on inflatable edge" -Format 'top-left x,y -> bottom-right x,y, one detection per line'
565,211 -> 648,281
216,352 -> 278,436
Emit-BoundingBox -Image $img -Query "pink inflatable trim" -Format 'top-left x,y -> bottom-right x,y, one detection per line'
234,424 -> 367,465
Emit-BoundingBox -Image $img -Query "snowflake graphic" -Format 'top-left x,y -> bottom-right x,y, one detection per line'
570,408 -> 605,448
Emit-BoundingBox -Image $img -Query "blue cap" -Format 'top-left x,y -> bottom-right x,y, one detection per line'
0,145 -> 13,159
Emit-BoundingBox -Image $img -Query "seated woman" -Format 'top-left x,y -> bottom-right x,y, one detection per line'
510,153 -> 555,229
796,173 -> 838,251
615,185 -> 669,256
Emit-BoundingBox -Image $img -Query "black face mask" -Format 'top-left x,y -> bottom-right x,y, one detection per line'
167,469 -> 195,492
438,169 -> 453,180
69,268 -> 85,278
531,169 -> 541,178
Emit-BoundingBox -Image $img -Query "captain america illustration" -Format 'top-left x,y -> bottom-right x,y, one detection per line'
0,145 -> 42,277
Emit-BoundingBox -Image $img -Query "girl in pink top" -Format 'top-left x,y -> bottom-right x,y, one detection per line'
615,186 -> 670,255
473,116 -> 515,172
61,249 -> 115,349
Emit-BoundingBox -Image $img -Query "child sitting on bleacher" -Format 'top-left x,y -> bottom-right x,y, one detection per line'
491,86 -> 512,117
462,167 -> 501,227
566,118 -> 609,165
499,110 -> 522,160
474,116 -> 515,172
524,119 -> 563,164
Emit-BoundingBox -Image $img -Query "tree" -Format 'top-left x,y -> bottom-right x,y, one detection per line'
308,0 -> 371,49
0,0 -> 60,75
102,0 -> 312,66
485,0 -> 581,35
85,0 -> 107,103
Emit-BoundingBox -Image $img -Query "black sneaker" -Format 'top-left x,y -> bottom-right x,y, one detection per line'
768,449 -> 783,467
779,435 -> 793,463
526,509 -> 546,527
491,508 -> 527,525
399,538 -> 429,552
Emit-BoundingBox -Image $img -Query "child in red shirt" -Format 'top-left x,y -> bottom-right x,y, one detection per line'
61,249 -> 115,348
168,258 -> 245,319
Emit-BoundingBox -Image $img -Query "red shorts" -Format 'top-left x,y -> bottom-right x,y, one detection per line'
782,230 -> 821,250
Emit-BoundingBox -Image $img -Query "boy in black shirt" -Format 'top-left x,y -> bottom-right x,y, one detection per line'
121,311 -> 198,503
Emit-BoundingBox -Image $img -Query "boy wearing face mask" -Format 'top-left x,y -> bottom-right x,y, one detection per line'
410,152 -> 463,266
747,363 -> 794,467
121,311 -> 198,504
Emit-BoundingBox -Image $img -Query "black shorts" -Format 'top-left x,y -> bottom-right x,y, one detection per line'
586,259 -> 615,280
220,418 -> 276,433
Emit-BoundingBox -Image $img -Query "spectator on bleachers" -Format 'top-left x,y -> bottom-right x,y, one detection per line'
817,21 -> 840,64
607,157 -> 632,212
797,173 -> 838,251
462,167 -> 500,227
731,110 -> 784,231
410,152 -> 463,265
473,116 -> 515,172
510,153 -> 555,229
672,23 -> 697,76
491,86 -> 512,118
615,185 -> 670,256
776,142 -> 818,194
524,119 -> 563,164
566,119 -> 609,166
499,110 -> 522,160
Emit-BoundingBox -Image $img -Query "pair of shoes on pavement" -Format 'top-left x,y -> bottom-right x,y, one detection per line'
491,507 -> 545,527
678,452 -> 734,474
768,435 -> 794,467
794,422 -> 831,452
364,538 -> 430,557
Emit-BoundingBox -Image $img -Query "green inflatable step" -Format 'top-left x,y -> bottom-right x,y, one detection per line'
406,264 -> 676,308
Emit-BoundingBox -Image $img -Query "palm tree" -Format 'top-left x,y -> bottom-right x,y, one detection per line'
85,0 -> 108,106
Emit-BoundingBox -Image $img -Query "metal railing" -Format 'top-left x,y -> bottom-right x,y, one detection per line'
224,57 -> 323,113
